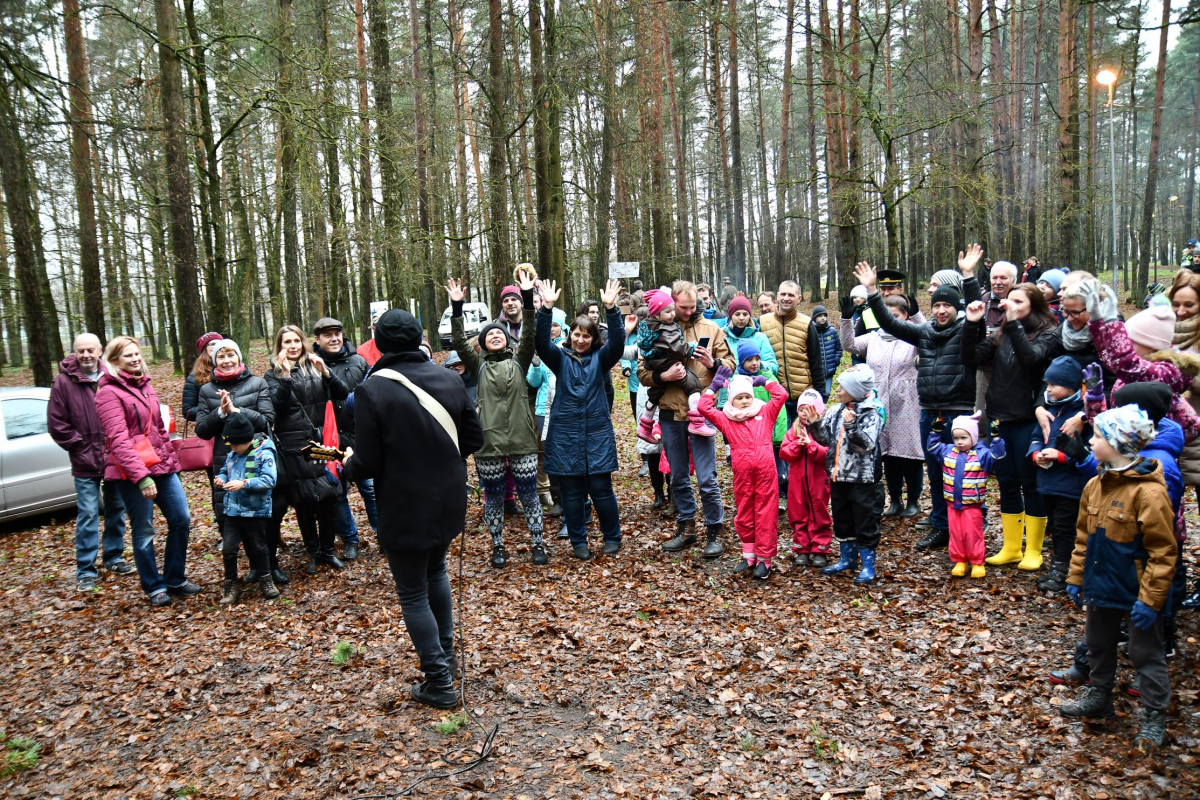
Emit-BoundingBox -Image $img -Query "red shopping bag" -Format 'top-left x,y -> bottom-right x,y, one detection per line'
322,399 -> 342,482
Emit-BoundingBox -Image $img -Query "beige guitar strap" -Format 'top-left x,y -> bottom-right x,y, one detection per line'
371,369 -> 461,455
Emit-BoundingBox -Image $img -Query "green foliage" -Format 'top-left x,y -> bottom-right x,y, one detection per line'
174,786 -> 199,798
810,723 -> 840,761
738,735 -> 764,757
331,641 -> 356,665
0,733 -> 40,778
433,711 -> 469,735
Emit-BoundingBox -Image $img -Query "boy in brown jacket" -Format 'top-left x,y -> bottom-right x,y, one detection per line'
1060,405 -> 1176,753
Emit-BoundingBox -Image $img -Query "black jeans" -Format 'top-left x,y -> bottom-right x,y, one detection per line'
831,482 -> 884,549
643,454 -> 665,495
384,543 -> 455,687
883,456 -> 924,502
222,516 -> 271,580
1042,493 -> 1081,564
994,420 -> 1044,516
1087,605 -> 1170,712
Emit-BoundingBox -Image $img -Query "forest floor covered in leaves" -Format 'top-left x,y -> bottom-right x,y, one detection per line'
1,346 -> 1199,800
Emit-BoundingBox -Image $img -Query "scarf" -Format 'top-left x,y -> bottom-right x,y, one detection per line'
1044,388 -> 1081,407
728,325 -> 748,339
1175,315 -> 1200,352
723,398 -> 765,422
1061,320 -> 1093,352
214,365 -> 242,380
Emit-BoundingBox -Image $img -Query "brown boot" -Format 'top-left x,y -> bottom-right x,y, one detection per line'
259,576 -> 281,600
218,579 -> 242,605
662,519 -> 697,551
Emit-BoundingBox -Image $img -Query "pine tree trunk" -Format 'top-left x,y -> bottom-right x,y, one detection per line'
1138,0 -> 1171,301
1056,0 -> 1079,266
726,0 -> 746,288
487,0 -> 510,290
367,0 -> 406,305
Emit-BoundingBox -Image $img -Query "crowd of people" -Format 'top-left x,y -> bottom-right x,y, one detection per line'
46,253 -> 1200,741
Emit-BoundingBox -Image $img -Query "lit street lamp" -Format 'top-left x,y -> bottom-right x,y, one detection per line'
1097,68 -> 1118,300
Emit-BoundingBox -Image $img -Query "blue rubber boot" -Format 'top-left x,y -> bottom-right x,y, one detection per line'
854,547 -> 877,585
821,542 -> 859,575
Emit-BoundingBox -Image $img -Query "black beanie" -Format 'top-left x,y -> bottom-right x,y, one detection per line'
475,322 -> 512,352
930,284 -> 962,309
222,412 -> 256,445
374,309 -> 423,354
1112,381 -> 1173,424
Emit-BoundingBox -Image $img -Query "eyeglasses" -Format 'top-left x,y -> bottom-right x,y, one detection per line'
1063,308 -> 1088,319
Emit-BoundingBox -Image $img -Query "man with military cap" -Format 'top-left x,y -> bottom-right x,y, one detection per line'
849,268 -> 923,340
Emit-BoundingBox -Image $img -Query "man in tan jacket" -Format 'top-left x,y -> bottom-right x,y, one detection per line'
639,280 -> 736,557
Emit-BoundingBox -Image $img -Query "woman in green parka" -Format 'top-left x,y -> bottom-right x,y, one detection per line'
445,270 -> 545,569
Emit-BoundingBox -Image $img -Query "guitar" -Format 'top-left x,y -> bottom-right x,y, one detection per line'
302,440 -> 347,463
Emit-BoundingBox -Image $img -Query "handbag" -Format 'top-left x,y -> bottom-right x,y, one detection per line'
130,406 -> 162,469
172,419 -> 214,472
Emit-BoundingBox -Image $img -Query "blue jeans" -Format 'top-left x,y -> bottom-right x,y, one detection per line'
919,410 -> 953,532
336,478 -> 379,543
74,477 -> 127,580
660,414 -> 723,525
383,542 -> 455,686
994,420 -> 1044,516
114,474 -> 191,597
558,473 -> 620,548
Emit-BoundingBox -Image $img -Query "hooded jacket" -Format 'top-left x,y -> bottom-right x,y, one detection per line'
450,291 -> 538,458
47,354 -> 108,478
1067,459 -> 1177,612
95,370 -> 181,483
537,304 -> 626,476
312,342 -> 369,446
865,290 -> 975,413
963,315 -> 1062,422
813,316 -> 843,381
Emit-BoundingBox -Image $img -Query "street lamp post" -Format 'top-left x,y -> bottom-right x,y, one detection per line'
1097,68 -> 1119,301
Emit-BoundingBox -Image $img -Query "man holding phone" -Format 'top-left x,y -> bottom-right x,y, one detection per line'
639,280 -> 735,559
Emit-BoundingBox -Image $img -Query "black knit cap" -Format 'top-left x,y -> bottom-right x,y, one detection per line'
1112,381 -> 1173,424
222,413 -> 256,445
374,309 -> 423,353
930,284 -> 962,309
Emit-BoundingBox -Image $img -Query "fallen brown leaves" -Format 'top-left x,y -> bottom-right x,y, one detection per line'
0,346 -> 1197,799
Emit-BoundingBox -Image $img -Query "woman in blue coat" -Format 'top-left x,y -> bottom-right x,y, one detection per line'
536,278 -> 625,560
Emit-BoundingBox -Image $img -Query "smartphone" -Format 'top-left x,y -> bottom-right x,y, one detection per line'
696,336 -> 711,351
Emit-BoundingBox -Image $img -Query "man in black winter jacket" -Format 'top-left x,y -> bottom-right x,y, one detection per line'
855,262 -> 975,552
343,309 -> 484,709
313,317 -> 374,559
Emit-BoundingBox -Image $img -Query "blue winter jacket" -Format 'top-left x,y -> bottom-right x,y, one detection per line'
216,434 -> 278,518
527,359 -> 555,417
536,305 -> 625,476
721,326 -> 778,376
1028,392 -> 1091,498
814,322 -> 842,380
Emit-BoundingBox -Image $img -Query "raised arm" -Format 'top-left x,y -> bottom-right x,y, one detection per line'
446,278 -> 484,376
866,291 -> 926,346
534,306 -> 564,375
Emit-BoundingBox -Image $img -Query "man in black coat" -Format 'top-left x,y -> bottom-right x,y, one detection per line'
343,309 -> 484,709
313,317 -> 374,560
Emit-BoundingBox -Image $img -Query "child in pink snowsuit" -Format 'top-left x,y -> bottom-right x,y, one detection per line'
699,366 -> 788,579
779,388 -> 833,567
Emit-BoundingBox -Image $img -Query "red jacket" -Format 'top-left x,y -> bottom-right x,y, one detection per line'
697,381 -> 787,460
95,370 -> 181,483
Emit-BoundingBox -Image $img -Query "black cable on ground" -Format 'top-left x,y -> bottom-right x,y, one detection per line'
347,484 -> 499,799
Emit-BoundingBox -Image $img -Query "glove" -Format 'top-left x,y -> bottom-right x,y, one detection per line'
989,419 -> 1001,439
904,294 -> 920,316
931,416 -> 945,434
621,366 -> 632,378
1130,600 -> 1159,631
751,375 -> 769,388
1083,363 -> 1104,400
1066,584 -> 1083,608
839,296 -> 855,318
710,366 -> 733,392
1079,280 -> 1118,322
1055,430 -> 1089,463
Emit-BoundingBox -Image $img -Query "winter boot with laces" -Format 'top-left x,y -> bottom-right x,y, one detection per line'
218,579 -> 242,606
702,523 -> 726,558
822,542 -> 859,575
662,519 -> 697,552
259,576 -> 281,600
1059,686 -> 1115,720
1134,708 -> 1168,753
1037,560 -> 1070,593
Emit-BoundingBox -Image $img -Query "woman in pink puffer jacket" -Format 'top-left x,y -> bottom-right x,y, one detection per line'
95,336 -> 197,606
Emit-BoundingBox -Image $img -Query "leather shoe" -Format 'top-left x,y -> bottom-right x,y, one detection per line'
602,540 -> 621,555
810,553 -> 829,568
914,517 -> 933,530
881,499 -> 905,517
306,557 -> 318,575
243,569 -> 260,585
915,529 -> 949,550
411,680 -> 459,709
900,501 -> 920,518
792,552 -> 810,567
342,543 -> 359,561
573,544 -> 593,560
318,553 -> 345,570
271,568 -> 290,585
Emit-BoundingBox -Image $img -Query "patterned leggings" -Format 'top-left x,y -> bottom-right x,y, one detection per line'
476,454 -> 544,547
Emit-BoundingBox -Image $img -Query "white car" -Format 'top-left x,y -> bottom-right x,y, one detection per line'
0,387 -> 76,521
438,303 -> 493,348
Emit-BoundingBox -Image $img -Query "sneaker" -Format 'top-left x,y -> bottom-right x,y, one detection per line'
491,545 -> 508,569
167,580 -> 202,597
531,545 -> 548,565
734,558 -> 754,575
411,680 -> 459,709
914,517 -> 933,530
105,560 -> 134,575
77,577 -> 98,593
1059,686 -> 1115,719
1048,665 -> 1089,685
1134,708 -> 1168,753
810,553 -> 829,568
792,552 -> 811,567
638,462 -> 649,478
149,591 -> 172,607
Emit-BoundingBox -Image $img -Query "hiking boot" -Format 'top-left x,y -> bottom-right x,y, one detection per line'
1059,686 -> 1115,720
1134,708 -> 1168,753
218,579 -> 242,605
854,548 -> 877,585
900,501 -> 920,518
752,562 -> 772,581
573,544 -> 593,561
491,545 -> 508,569
1038,561 -> 1070,593
822,543 -> 859,575
167,580 -> 202,596
734,558 -> 754,575
1048,664 -> 1089,685
881,498 -> 905,517
411,680 -> 459,710
531,545 -> 548,565
342,542 -> 359,561
149,591 -> 172,607
662,519 -> 697,552
271,568 -> 290,585
602,540 -> 621,555
702,523 -> 726,558
259,576 -> 281,600
916,528 -> 949,550
810,553 -> 829,568
105,560 -> 134,575
792,552 -> 811,567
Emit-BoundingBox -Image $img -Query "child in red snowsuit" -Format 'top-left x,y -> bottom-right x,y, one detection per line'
779,388 -> 833,567
699,366 -> 788,579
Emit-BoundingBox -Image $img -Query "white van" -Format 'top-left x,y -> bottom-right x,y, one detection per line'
438,303 -> 493,348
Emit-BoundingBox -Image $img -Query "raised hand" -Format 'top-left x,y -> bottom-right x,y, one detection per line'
444,277 -> 466,303
709,365 -> 733,392
625,314 -> 638,336
1000,297 -> 1019,322
957,243 -> 984,275
309,352 -> 330,378
965,301 -> 986,322
751,375 -> 769,388
600,279 -> 622,309
854,261 -> 876,289
516,268 -> 537,292
839,296 -> 855,318
538,279 -> 561,307
1083,363 -> 1104,399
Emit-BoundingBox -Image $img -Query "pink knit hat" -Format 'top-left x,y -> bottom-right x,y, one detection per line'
499,284 -> 521,301
1125,305 -> 1175,353
645,289 -> 673,318
726,375 -> 754,402
797,388 -> 825,417
952,412 -> 982,446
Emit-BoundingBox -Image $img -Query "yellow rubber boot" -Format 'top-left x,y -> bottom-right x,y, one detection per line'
1018,515 -> 1047,571
951,561 -> 968,577
970,564 -> 986,578
986,513 -> 1025,565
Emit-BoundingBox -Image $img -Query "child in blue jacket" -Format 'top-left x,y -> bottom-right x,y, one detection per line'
926,412 -> 1005,578
214,413 -> 279,603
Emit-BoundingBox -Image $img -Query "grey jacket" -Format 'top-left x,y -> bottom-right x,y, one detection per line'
807,398 -> 884,484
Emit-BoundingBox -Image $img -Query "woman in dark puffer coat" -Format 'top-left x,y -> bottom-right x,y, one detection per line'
264,325 -> 350,577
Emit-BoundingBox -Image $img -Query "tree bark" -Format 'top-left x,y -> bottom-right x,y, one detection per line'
1055,0 -> 1079,266
487,0 -> 511,290
1138,0 -> 1171,301
726,0 -> 746,288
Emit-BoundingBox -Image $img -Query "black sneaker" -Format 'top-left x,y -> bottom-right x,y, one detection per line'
792,552 -> 811,567
1048,665 -> 1089,685
733,558 -> 753,575
411,680 -> 459,709
915,529 -> 950,550
531,545 -> 548,565
602,540 -> 621,555
1059,686 -> 1115,720
149,591 -> 172,607
491,545 -> 508,569
1134,708 -> 1168,753
105,560 -> 134,575
752,562 -> 772,581
77,577 -> 98,593
167,580 -> 202,596
810,553 -> 829,568
914,517 -> 933,530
